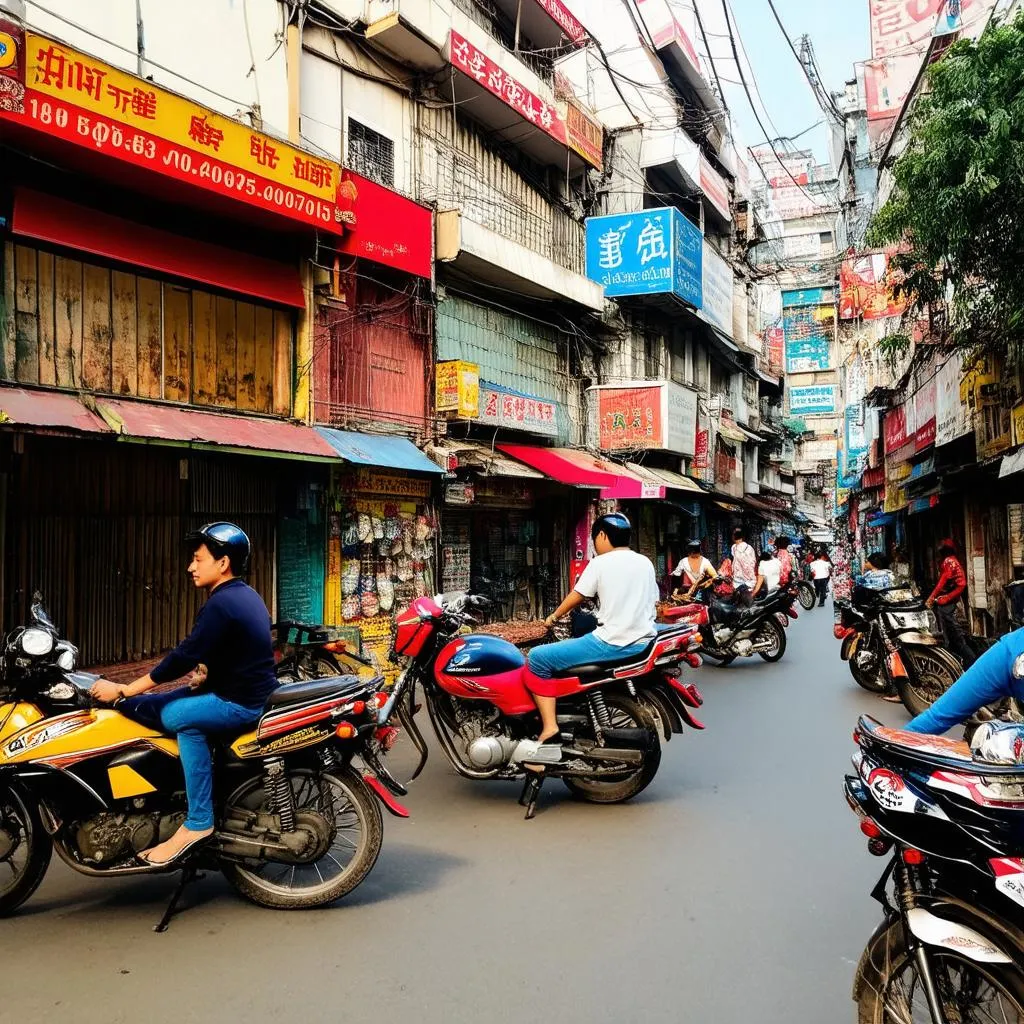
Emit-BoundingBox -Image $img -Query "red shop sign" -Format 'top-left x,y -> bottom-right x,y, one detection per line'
883,406 -> 908,453
693,428 -> 710,469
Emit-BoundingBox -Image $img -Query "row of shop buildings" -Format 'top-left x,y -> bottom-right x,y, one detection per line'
0,0 -> 812,675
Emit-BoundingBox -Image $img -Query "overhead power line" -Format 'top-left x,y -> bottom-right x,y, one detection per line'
766,0 -> 843,123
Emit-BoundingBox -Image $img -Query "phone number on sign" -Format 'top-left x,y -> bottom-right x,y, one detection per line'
24,95 -> 338,228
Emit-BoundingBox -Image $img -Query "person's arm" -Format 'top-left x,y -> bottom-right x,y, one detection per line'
544,590 -> 585,628
752,572 -> 765,599
905,640 -> 1014,734
927,561 -> 955,607
936,561 -> 967,605
545,561 -> 598,627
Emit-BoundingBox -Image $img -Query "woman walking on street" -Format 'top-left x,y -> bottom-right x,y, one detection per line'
926,538 -> 976,668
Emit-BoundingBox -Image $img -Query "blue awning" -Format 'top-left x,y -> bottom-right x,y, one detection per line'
867,511 -> 897,528
315,427 -> 444,475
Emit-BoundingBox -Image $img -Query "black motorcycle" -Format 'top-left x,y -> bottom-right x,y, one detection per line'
846,714 -> 1024,1022
834,585 -> 961,714
698,581 -> 799,665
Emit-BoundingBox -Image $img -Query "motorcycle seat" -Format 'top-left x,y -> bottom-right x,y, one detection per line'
549,625 -> 694,678
264,675 -> 366,710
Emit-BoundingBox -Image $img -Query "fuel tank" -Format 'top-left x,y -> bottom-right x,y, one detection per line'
434,634 -> 536,716
0,702 -> 45,745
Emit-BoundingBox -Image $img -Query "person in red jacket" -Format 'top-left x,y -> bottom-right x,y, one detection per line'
926,538 -> 976,667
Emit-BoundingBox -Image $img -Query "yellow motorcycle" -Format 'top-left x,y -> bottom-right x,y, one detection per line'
0,597 -> 409,929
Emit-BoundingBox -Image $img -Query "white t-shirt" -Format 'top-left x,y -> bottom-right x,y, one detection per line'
810,558 -> 831,580
759,558 -> 781,593
672,555 -> 714,586
574,548 -> 659,647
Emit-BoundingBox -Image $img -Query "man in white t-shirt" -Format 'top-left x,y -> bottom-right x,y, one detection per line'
810,551 -> 831,607
527,513 -> 659,746
753,550 -> 781,598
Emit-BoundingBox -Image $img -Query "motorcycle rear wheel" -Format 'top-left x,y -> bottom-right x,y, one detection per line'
797,583 -> 816,611
0,785 -> 52,917
756,619 -> 786,662
563,694 -> 661,804
222,767 -> 383,910
896,648 -> 962,718
855,921 -> 1024,1023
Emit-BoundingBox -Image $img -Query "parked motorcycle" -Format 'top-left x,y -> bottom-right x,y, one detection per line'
273,619 -> 375,681
0,595 -> 408,928
662,578 -> 799,665
845,714 -> 1024,1021
384,594 -> 705,818
833,585 -> 961,714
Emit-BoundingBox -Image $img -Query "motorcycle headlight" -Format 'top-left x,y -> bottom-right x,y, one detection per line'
887,611 -> 931,630
20,628 -> 54,657
883,589 -> 915,604
56,644 -> 77,671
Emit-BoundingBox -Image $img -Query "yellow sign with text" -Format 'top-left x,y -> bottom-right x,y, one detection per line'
435,360 -> 480,418
1013,403 -> 1024,448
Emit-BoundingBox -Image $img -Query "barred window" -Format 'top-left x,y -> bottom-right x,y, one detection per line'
347,119 -> 395,188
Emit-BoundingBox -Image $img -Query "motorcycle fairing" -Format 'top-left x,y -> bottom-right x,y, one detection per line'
0,701 -> 45,744
906,907 -> 1013,963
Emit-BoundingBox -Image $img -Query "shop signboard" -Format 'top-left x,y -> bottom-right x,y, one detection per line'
477,382 -> 559,437
693,428 -> 710,469
353,468 -> 432,499
444,482 -> 475,505
700,242 -> 733,335
1013,403 -> 1024,449
783,304 -> 833,372
0,31 -> 347,232
884,406 -> 908,453
788,385 -> 836,416
699,154 -> 731,222
435,360 -> 480,418
565,99 -> 603,170
914,377 -> 937,451
782,286 -> 833,308
585,207 -> 702,307
838,252 -> 907,320
589,381 -> 697,456
535,0 -> 589,45
935,356 -> 970,445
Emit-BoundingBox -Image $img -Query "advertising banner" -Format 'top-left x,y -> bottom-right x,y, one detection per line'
789,385 -> 836,416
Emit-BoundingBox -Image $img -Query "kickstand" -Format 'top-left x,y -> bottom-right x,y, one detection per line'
518,770 -> 545,820
154,866 -> 204,933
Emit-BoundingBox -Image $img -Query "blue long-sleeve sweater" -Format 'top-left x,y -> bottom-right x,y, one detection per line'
150,578 -> 278,709
905,627 -> 1024,734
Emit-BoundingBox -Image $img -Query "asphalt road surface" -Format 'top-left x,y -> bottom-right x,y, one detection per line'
0,607 -> 915,1023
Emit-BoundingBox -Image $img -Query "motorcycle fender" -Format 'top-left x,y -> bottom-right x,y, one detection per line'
852,916 -> 899,1003
664,674 -> 704,708
640,685 -> 679,739
774,612 -> 789,629
840,633 -> 859,662
900,632 -> 940,646
906,908 -> 1013,964
676,704 -> 706,731
362,774 -> 410,818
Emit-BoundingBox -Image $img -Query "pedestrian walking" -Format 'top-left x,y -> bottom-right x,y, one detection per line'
775,536 -> 794,586
810,550 -> 831,607
730,527 -> 757,607
926,538 -> 976,668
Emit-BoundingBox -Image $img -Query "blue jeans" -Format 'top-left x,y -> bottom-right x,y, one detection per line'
124,690 -> 262,830
528,632 -> 651,679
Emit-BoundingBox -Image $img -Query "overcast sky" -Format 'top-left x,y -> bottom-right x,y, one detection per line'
697,0 -> 871,164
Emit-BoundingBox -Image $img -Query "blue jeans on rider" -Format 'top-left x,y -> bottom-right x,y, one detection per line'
529,632 -> 651,679
121,687 -> 262,830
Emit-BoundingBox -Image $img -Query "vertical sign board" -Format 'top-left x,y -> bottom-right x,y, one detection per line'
700,241 -> 733,335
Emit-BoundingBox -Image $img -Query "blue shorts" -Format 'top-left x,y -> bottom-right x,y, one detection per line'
528,632 -> 651,679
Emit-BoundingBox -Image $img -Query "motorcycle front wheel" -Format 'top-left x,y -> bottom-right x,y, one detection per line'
797,582 -> 816,611
896,648 -> 962,718
0,784 -> 52,917
850,638 -> 887,694
222,767 -> 383,910
563,694 -> 661,804
855,922 -> 1024,1023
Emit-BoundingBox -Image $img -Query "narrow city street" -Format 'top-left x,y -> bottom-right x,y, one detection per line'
1,610 -> 911,1024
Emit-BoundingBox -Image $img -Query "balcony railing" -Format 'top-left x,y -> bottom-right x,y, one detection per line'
452,0 -> 554,84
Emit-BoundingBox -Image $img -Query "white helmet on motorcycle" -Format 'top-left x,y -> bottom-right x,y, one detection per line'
970,720 -> 1024,766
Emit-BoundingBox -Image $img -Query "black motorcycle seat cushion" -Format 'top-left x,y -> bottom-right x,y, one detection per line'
264,675 -> 366,709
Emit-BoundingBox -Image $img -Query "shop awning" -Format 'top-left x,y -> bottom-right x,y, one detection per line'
743,495 -> 778,515
96,398 -> 338,460
0,385 -> 110,435
13,189 -> 305,308
625,462 -> 705,494
1000,448 -> 1024,478
317,427 -> 445,474
497,444 -> 664,499
717,421 -> 747,444
714,500 -> 744,513
427,439 -> 545,479
867,511 -> 897,528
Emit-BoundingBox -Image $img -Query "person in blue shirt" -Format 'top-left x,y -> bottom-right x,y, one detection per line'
856,551 -> 895,591
905,629 -> 1024,735
90,522 -> 278,866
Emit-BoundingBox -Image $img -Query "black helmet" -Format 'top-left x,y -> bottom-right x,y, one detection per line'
187,521 -> 251,574
685,538 -> 702,553
592,512 -> 631,547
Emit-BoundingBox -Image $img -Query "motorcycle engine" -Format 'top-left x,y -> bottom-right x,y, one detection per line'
733,639 -> 753,657
75,812 -> 183,865
455,707 -> 517,769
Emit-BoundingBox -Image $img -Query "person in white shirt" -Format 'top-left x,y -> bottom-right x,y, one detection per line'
528,513 -> 659,746
753,550 -> 781,599
671,538 -> 717,601
810,551 -> 832,607
730,527 -> 758,606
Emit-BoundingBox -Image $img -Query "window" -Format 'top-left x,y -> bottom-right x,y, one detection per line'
819,231 -> 833,245
347,119 -> 394,188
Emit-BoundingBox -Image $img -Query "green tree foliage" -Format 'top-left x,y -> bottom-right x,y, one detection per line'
867,15 -> 1024,360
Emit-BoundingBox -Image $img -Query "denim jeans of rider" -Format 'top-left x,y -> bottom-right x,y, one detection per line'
935,600 -> 976,668
528,632 -> 650,679
157,693 -> 263,830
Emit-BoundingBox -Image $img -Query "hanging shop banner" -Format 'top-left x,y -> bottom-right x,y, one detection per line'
883,406 -> 908,454
765,326 -> 785,376
565,98 -> 603,170
782,286 -> 833,308
435,360 -> 480,418
783,305 -> 833,373
700,242 -> 734,335
477,382 -> 559,437
535,0 -> 589,45
1,31 -> 347,232
838,252 -> 908,320
699,154 -> 731,222
935,355 -> 971,446
914,377 -> 937,451
693,428 -> 710,469
589,381 -> 698,457
585,207 -> 702,307
788,385 -> 836,416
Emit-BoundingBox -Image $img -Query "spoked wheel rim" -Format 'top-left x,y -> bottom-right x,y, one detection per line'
572,697 -> 652,791
229,770 -> 371,899
880,952 -> 1024,1023
756,622 -> 782,659
0,789 -> 34,900
905,650 -> 957,707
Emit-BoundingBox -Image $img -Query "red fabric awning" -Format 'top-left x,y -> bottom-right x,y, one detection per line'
497,444 -> 664,499
12,189 -> 305,308
96,398 -> 338,460
0,385 -> 110,434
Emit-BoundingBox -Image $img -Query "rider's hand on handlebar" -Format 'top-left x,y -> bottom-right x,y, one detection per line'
189,663 -> 208,690
90,679 -> 124,703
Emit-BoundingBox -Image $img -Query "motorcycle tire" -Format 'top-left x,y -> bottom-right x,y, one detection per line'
222,767 -> 383,910
756,619 -> 786,662
797,583 -> 816,611
275,653 -> 344,683
896,647 -> 962,718
854,920 -> 1024,1023
849,639 -> 887,694
0,785 -> 52,917
563,694 -> 661,805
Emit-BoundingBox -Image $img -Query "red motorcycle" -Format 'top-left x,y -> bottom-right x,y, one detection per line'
383,595 -> 705,818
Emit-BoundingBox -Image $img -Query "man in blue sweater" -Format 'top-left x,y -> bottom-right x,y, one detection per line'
904,629 -> 1024,735
91,522 -> 278,866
